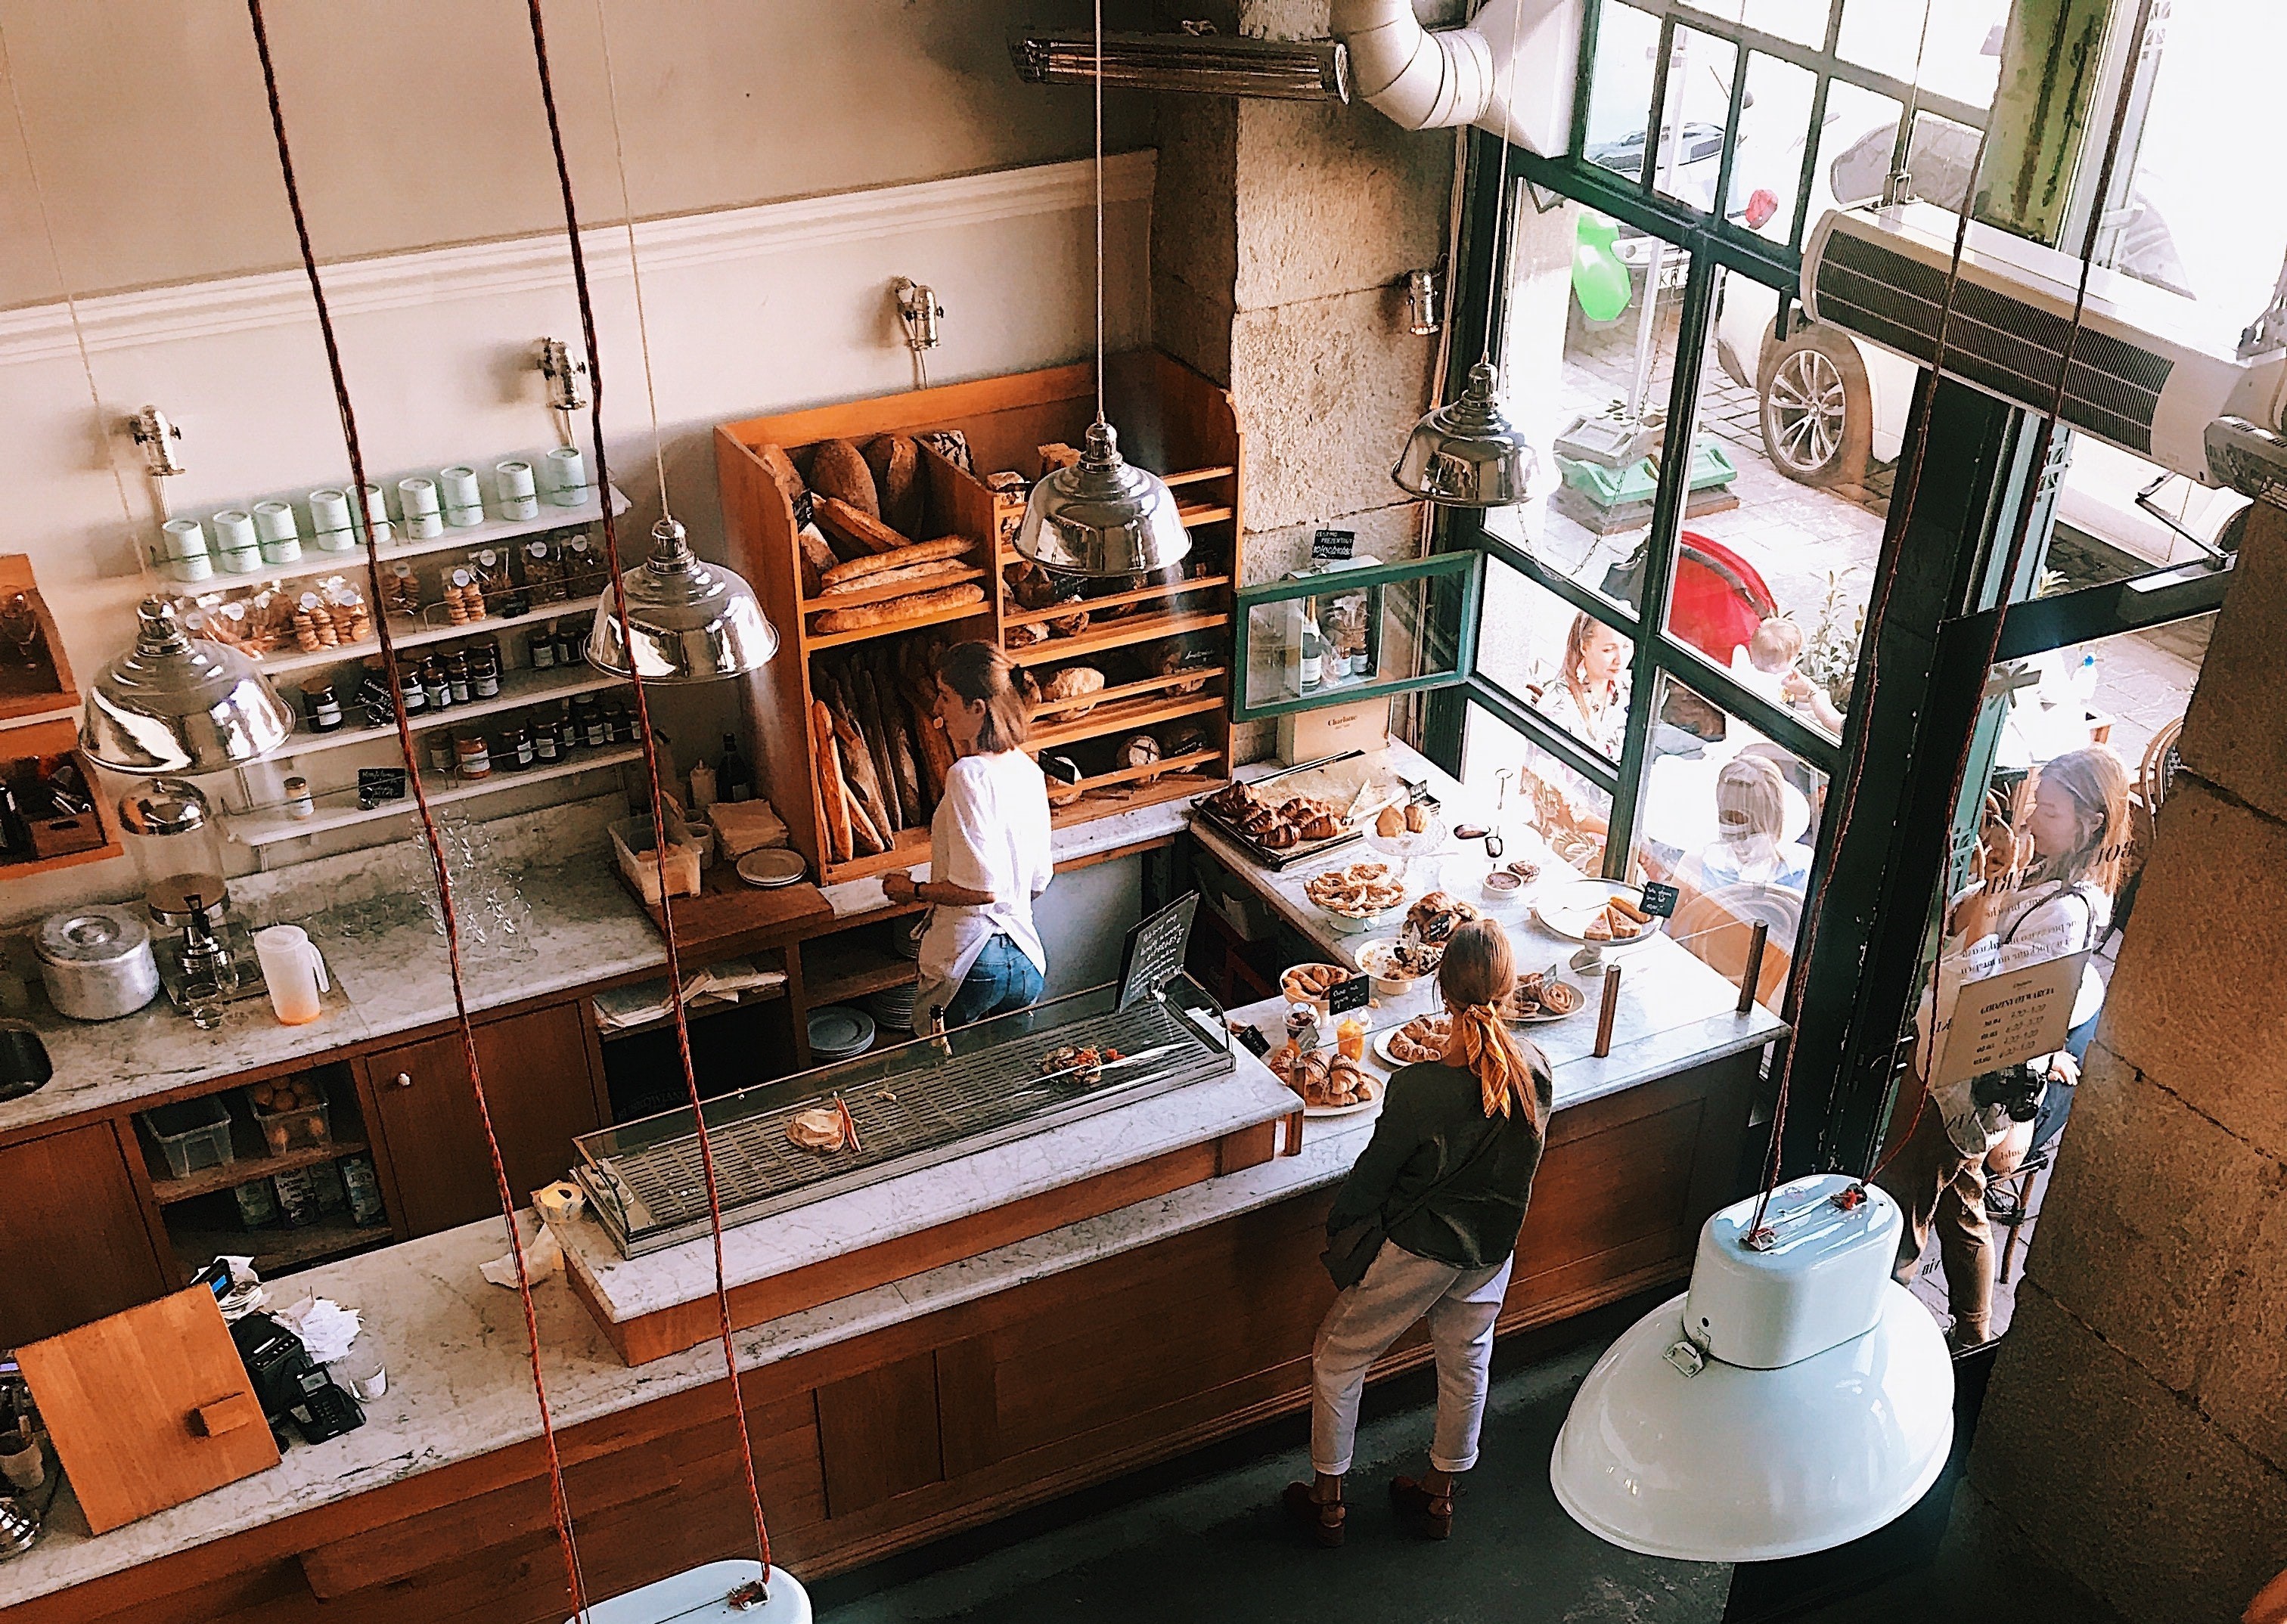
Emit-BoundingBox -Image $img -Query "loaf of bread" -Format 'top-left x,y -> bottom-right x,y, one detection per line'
821,535 -> 973,590
811,582 -> 985,634
808,439 -> 877,519
796,528 -> 840,600
862,435 -> 924,537
813,495 -> 911,559
811,699 -> 852,864
1040,666 -> 1106,716
818,558 -> 969,598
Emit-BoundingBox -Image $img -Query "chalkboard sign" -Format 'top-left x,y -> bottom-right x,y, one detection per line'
1327,973 -> 1370,1015
1117,891 -> 1199,1009
1638,882 -> 1679,918
1235,1024 -> 1272,1058
356,767 -> 408,810
1311,528 -> 1357,562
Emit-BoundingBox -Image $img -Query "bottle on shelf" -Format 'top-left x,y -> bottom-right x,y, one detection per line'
718,732 -> 754,803
1299,618 -> 1326,690
689,757 -> 718,810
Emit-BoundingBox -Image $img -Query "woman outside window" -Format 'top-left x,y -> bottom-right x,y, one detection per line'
1534,611 -> 1631,761
1286,919 -> 1555,1546
883,642 -> 1053,1033
1669,755 -> 1814,897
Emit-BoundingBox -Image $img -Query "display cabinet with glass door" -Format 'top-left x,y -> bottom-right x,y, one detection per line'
1231,551 -> 1479,721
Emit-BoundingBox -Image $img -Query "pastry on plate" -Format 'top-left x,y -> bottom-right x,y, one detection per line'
787,1106 -> 847,1151
1386,1013 -> 1451,1065
1404,891 -> 1481,944
1283,962 -> 1347,1000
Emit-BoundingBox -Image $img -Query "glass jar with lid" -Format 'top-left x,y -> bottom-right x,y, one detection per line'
119,779 -> 229,928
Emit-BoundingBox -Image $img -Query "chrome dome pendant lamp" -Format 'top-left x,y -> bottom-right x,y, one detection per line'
82,597 -> 294,775
1014,0 -> 1190,578
1392,0 -> 1539,508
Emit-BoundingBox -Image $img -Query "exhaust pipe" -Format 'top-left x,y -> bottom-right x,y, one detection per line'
1330,0 -> 1580,147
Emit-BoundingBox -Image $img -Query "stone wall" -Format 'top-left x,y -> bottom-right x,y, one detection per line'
1948,497 -> 2287,1619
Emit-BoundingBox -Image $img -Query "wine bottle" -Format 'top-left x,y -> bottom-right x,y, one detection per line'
718,732 -> 755,803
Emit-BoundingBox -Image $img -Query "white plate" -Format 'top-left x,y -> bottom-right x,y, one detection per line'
1305,1093 -> 1383,1119
806,1005 -> 875,1055
1531,879 -> 1664,947
737,848 -> 808,888
1506,979 -> 1588,1024
1375,1021 -> 1448,1068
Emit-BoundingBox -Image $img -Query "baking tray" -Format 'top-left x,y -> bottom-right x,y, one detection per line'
1189,749 -> 1401,871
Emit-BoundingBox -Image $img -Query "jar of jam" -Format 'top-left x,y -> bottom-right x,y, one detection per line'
553,699 -> 578,754
470,641 -> 501,699
501,726 -> 534,770
299,678 -> 343,733
427,733 -> 455,775
533,722 -> 560,764
398,665 -> 426,714
453,733 -> 492,779
1336,1015 -> 1367,1061
421,655 -> 452,711
573,694 -> 606,748
284,775 -> 315,820
527,623 -> 557,671
604,701 -> 632,744
555,624 -> 585,668
445,651 -> 473,704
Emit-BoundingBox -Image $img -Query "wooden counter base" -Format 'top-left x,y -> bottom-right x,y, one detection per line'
23,1052 -> 1753,1624
573,1118 -> 1285,1365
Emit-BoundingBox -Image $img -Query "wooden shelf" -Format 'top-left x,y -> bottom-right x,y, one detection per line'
1007,608 -> 1230,668
150,1139 -> 371,1206
1047,746 -> 1221,807
1002,573 -> 1231,631
819,824 -> 932,888
170,1220 -> 391,1281
1176,501 -> 1233,528
160,485 -> 628,586
1160,465 -> 1236,488
254,590 -> 612,677
0,717 -> 124,878
804,939 -> 919,1006
222,744 -> 642,847
805,595 -> 993,652
272,662 -> 629,760
800,562 -> 990,615
1029,691 -> 1224,753
1030,665 -> 1225,722
1050,764 -> 1221,829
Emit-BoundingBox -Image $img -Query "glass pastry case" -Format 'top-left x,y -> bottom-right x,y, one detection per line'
574,972 -> 1236,1257
1231,551 -> 1479,721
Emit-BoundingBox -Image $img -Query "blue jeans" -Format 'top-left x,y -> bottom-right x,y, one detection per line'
943,934 -> 1044,1027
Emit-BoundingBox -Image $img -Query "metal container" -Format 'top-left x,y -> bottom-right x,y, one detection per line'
33,905 -> 160,1021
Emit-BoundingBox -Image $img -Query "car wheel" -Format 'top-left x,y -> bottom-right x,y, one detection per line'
1759,326 -> 1873,488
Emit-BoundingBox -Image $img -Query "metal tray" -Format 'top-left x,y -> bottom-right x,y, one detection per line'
1189,749 -> 1386,870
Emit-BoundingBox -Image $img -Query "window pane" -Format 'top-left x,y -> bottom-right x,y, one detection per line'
1478,558 -> 1634,761
1815,80 -> 1906,213
1461,701 -> 1613,877
1680,0 -> 1835,48
1838,0 -> 2010,110
1628,671 -> 1829,1009
1680,265 -> 1888,740
1649,27 -> 1740,212
1488,197 -> 1688,614
2040,435 -> 2249,596
1584,2 -> 1665,178
1728,51 -> 1820,246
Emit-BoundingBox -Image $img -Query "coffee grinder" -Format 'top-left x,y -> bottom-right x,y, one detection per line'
118,780 -> 263,1012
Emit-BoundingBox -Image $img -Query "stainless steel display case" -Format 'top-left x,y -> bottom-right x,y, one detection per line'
573,972 -> 1235,1257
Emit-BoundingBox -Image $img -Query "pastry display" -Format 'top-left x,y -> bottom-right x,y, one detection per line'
1290,1051 -> 1376,1110
1201,779 -> 1359,856
1281,962 -> 1348,1005
1583,898 -> 1645,942
1500,970 -> 1584,1021
1507,860 -> 1541,884
1404,891 -> 1481,945
786,1106 -> 847,1151
1041,1043 -> 1115,1084
1040,666 -> 1107,717
1375,804 -> 1405,838
1385,1013 -> 1451,1065
1305,860 -> 1404,919
1355,936 -> 1439,994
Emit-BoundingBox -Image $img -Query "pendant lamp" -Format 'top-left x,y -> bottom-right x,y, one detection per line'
587,516 -> 779,681
1014,1 -> 1190,578
566,1560 -> 809,1624
1550,1174 -> 1954,1562
1394,0 -> 1541,510
80,597 -> 294,775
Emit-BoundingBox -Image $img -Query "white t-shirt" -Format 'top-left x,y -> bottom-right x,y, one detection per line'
916,748 -> 1054,999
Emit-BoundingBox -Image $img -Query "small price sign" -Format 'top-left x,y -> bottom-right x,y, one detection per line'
1311,528 -> 1357,563
356,767 -> 408,810
1234,1024 -> 1273,1058
1327,974 -> 1371,1015
1637,882 -> 1680,918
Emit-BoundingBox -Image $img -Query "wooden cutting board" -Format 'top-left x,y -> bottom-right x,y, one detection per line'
17,1287 -> 278,1533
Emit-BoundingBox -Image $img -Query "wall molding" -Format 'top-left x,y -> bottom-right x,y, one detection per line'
0,150 -> 1156,367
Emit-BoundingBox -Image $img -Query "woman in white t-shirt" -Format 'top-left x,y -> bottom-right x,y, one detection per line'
883,642 -> 1054,1034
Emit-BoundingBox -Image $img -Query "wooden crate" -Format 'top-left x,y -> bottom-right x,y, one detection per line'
2,716 -> 123,879
715,352 -> 1243,887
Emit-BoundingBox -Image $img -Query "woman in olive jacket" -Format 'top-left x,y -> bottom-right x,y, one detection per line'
1286,918 -> 1554,1545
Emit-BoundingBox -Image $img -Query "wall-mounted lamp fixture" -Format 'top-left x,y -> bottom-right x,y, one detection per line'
893,279 -> 945,353
538,338 -> 589,447
127,406 -> 188,479
1404,268 -> 1443,336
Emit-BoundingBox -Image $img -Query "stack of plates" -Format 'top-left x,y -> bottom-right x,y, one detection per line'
736,848 -> 808,888
892,916 -> 924,959
807,1006 -> 877,1061
868,982 -> 917,1031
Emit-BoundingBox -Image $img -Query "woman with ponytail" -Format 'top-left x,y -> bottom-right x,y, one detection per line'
1286,919 -> 1555,1547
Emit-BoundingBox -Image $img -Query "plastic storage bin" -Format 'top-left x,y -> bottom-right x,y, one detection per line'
144,1096 -> 235,1181
247,1079 -> 331,1155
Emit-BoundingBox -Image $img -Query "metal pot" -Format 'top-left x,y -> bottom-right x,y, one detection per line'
33,905 -> 160,1021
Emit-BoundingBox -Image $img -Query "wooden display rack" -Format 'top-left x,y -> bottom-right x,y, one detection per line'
716,351 -> 1243,888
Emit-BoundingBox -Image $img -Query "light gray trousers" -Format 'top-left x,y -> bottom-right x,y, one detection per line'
1309,1238 -> 1516,1477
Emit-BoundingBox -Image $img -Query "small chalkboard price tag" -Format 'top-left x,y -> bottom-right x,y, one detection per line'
1638,882 -> 1680,918
1311,528 -> 1357,563
355,767 -> 408,810
1235,1024 -> 1273,1058
1327,974 -> 1371,1015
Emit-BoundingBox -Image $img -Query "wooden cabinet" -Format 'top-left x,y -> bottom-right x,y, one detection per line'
0,1122 -> 170,1346
362,1004 -> 602,1238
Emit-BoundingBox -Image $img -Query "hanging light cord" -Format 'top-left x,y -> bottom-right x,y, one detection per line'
526,0 -> 776,1588
0,21 -> 149,583
240,5 -> 594,1620
1094,0 -> 1106,426
1750,0 -> 2153,1237
591,0 -> 672,522
1476,0 -> 1529,369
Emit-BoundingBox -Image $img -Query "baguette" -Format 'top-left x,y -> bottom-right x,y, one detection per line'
862,435 -> 925,538
813,495 -> 910,558
811,699 -> 852,864
851,662 -> 902,835
816,557 -> 969,598
811,583 -> 984,635
824,682 -> 895,843
839,739 -> 886,855
796,528 -> 840,600
821,534 -> 973,589
889,706 -> 926,823
900,639 -> 955,801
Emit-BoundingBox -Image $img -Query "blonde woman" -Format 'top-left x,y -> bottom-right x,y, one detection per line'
1534,611 -> 1631,759
1673,755 -> 1813,896
1286,919 -> 1554,1546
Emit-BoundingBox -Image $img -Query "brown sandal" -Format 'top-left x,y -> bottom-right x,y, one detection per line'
1390,1474 -> 1454,1539
1283,1481 -> 1345,1548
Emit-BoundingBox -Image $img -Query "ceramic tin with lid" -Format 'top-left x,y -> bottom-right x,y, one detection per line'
33,905 -> 160,1021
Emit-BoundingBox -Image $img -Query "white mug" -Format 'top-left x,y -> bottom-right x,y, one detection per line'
253,925 -> 330,1025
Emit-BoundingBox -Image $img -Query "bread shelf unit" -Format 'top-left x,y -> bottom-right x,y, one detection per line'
716,350 -> 1243,888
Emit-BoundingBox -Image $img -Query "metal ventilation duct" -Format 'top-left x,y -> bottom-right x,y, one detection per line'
1010,30 -> 1349,101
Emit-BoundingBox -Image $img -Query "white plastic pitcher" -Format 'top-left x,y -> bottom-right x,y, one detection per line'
253,925 -> 329,1025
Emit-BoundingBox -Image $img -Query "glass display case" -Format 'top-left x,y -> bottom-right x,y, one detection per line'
574,972 -> 1235,1257
1231,551 -> 1479,721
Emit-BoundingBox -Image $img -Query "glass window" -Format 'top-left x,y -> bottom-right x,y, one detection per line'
1461,701 -> 1614,876
1649,27 -> 1742,213
1730,51 -> 1820,244
1584,3 -> 1665,175
1837,0 -> 2009,110
2042,437 -> 2249,594
1685,0 -> 1835,50
1477,559 -> 1632,761
1816,80 -> 1907,212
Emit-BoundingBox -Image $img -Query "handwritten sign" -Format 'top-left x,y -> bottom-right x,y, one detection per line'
1327,974 -> 1370,1015
1311,528 -> 1357,562
1638,882 -> 1679,918
1932,951 -> 2089,1089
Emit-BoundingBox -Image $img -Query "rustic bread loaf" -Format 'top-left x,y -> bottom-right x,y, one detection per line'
808,438 -> 877,519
